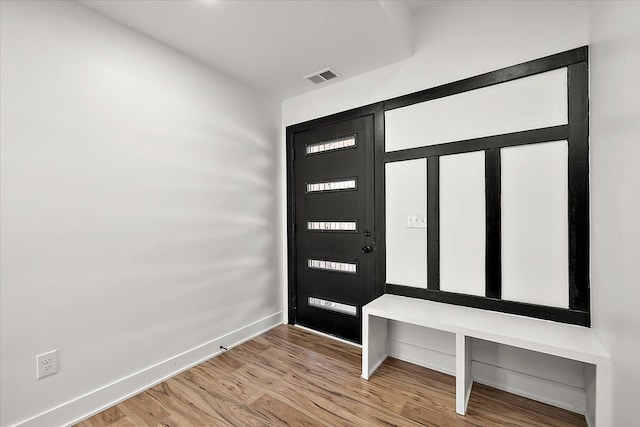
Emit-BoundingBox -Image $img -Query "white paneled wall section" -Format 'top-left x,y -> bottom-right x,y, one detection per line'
438,152 -> 486,296
501,141 -> 569,308
385,159 -> 428,288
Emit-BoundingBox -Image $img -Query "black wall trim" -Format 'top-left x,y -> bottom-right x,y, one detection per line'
567,61 -> 590,312
485,149 -> 502,299
385,125 -> 568,163
381,47 -> 590,326
386,284 -> 590,326
427,157 -> 440,290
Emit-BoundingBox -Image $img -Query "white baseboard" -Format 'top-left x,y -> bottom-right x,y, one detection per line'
388,338 -> 586,415
14,312 -> 283,427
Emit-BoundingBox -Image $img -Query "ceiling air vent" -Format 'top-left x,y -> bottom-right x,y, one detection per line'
305,68 -> 339,85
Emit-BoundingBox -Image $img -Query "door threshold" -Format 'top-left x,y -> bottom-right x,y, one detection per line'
294,324 -> 362,348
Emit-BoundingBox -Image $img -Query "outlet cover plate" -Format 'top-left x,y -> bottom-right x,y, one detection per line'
36,350 -> 58,379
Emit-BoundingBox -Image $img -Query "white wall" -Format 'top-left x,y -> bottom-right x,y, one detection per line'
283,0 -> 590,415
0,1 -> 281,426
589,2 -> 640,425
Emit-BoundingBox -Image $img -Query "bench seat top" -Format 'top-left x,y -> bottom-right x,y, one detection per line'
363,294 -> 609,365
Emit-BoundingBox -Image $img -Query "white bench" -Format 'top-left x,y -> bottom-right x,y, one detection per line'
362,294 -> 611,426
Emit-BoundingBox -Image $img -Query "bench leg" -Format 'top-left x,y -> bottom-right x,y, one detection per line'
456,333 -> 473,415
362,312 -> 388,380
595,363 -> 612,426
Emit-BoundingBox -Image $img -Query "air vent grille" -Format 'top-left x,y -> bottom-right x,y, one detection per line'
305,68 -> 339,84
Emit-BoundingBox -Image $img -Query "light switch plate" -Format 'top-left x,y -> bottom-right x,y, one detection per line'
407,215 -> 426,228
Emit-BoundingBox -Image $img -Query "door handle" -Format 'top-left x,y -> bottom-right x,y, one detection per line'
362,246 -> 373,254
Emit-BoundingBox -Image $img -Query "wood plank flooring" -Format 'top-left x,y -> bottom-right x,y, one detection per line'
77,325 -> 587,426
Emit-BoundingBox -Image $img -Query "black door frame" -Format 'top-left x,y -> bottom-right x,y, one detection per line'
286,104 -> 386,325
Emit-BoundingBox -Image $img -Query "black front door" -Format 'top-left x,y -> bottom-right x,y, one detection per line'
289,115 -> 375,343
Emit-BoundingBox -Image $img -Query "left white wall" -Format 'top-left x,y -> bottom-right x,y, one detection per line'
0,1 -> 281,426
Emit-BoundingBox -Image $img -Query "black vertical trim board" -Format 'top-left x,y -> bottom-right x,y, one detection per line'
485,149 -> 502,299
567,60 -> 590,313
373,107 -> 386,298
427,157 -> 440,290
286,130 -> 296,324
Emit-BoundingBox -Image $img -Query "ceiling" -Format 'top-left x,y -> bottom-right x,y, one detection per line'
79,0 -> 433,100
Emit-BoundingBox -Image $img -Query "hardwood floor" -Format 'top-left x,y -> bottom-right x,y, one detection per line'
77,325 -> 587,426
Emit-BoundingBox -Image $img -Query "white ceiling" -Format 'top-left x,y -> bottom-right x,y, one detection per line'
79,0 -> 433,100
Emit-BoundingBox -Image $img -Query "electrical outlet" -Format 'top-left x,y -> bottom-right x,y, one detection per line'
36,350 -> 58,379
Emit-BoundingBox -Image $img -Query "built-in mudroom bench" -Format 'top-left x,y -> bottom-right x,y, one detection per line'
361,294 -> 611,426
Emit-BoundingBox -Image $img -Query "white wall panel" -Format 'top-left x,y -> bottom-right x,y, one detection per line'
385,159 -> 428,288
384,68 -> 568,152
439,152 -> 485,296
501,141 -> 569,308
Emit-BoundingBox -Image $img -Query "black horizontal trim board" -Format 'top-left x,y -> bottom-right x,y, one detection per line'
383,46 -> 587,112
385,125 -> 568,163
385,284 -> 590,326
